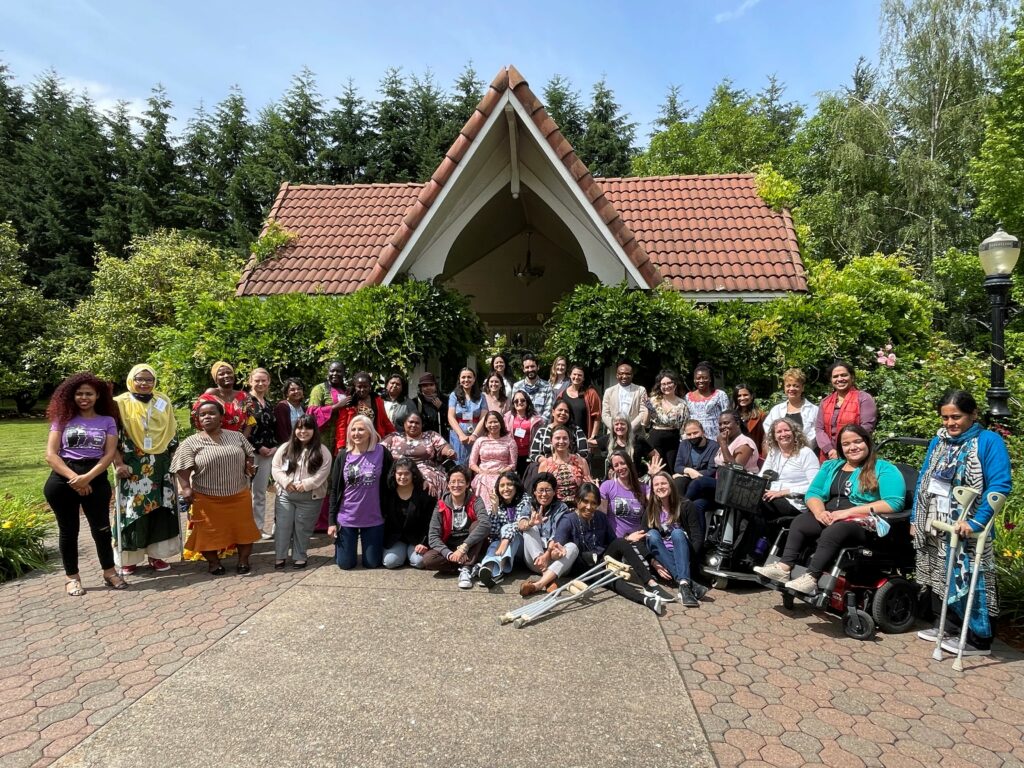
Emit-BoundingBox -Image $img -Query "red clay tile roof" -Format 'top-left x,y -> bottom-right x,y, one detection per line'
601,174 -> 806,294
237,66 -> 806,298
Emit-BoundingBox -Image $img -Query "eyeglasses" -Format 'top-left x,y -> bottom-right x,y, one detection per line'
133,377 -> 155,384
535,488 -> 554,495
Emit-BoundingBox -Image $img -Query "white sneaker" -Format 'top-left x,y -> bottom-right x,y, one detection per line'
940,638 -> 991,656
917,626 -> 950,642
784,572 -> 818,595
753,563 -> 790,582
457,567 -> 474,589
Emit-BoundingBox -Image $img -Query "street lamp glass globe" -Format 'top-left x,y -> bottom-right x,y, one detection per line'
979,227 -> 1021,276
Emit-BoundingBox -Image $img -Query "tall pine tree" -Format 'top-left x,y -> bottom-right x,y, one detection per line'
577,78 -> 636,177
324,79 -> 371,184
130,85 -> 181,235
367,68 -> 416,182
93,101 -> 137,256
542,75 -> 585,150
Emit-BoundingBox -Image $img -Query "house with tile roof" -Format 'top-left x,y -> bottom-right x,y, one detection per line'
237,66 -> 806,333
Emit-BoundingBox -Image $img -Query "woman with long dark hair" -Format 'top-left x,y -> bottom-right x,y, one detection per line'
382,458 -> 437,569
446,368 -> 485,465
754,424 -> 905,595
731,383 -> 765,453
813,361 -> 877,461
44,372 -> 124,595
271,415 -> 333,569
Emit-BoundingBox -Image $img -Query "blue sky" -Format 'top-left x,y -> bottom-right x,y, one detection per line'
1,0 -> 882,144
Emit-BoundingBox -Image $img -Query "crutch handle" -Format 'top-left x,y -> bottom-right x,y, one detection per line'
929,520 -> 983,538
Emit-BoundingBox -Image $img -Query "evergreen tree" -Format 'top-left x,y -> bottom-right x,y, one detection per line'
367,68 -> 415,182
323,79 -> 371,184
130,85 -> 181,235
179,102 -> 222,237
653,84 -> 692,130
410,70 -> 448,181
448,63 -> 484,132
279,67 -> 327,180
577,78 -> 636,177
212,88 -> 263,250
0,62 -> 29,228
93,101 -> 137,256
542,75 -> 585,149
755,75 -> 804,175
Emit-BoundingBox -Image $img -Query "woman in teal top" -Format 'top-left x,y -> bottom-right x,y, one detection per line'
754,424 -> 905,594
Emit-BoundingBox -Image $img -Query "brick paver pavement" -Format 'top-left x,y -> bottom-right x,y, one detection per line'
659,584 -> 1024,768
0,534 -> 335,768
4,531 -> 1024,767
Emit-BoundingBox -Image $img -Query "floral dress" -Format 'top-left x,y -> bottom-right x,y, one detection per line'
469,435 -> 518,512
115,433 -> 181,565
381,431 -> 452,497
538,453 -> 590,507
191,390 -> 255,432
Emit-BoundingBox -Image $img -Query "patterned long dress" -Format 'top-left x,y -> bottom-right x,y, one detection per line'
469,435 -> 518,512
115,433 -> 181,567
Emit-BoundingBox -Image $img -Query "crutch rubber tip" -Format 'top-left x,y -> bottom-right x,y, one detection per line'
513,618 -> 527,629
500,614 -> 515,624
932,649 -> 944,661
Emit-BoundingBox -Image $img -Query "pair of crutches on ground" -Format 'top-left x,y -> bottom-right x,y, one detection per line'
929,487 -> 1006,671
500,556 -> 659,628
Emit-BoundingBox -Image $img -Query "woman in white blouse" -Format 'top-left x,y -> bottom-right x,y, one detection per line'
271,414 -> 333,569
759,417 -> 820,514
762,368 -> 819,451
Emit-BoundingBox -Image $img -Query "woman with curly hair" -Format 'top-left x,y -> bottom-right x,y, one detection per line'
44,372 -> 125,595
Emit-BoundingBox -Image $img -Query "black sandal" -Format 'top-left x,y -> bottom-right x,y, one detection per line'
236,564 -> 252,575
292,561 -> 307,569
103,574 -> 128,590
274,560 -> 287,570
208,565 -> 226,576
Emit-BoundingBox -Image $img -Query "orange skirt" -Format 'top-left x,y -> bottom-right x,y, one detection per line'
184,489 -> 260,553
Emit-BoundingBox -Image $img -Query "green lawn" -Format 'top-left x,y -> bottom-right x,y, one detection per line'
0,418 -> 51,501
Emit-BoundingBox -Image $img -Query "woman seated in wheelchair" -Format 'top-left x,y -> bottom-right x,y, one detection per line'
754,425 -> 906,595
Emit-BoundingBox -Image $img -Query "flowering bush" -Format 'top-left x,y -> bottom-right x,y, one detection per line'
0,495 -> 53,582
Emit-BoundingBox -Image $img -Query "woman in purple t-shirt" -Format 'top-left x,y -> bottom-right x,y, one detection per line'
327,415 -> 394,569
43,372 -> 125,596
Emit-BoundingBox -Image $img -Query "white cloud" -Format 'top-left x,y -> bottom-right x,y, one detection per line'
63,76 -> 148,121
714,0 -> 762,23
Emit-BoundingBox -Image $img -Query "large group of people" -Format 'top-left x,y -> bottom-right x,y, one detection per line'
43,355 -> 1011,652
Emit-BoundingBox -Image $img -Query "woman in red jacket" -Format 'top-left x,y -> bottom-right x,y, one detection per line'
334,371 -> 395,455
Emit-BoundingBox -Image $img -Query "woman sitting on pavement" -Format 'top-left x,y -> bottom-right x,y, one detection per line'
271,415 -> 333,570
754,424 -> 905,594
601,450 -> 663,539
478,471 -> 533,588
422,466 -> 491,589
504,391 -> 544,477
685,410 -> 760,517
912,390 -> 1011,656
528,400 -> 590,461
645,471 -> 707,607
381,458 -> 436,570
762,368 -> 819,450
596,414 -> 658,478
517,473 -> 574,597
552,483 -> 676,615
468,410 -> 518,513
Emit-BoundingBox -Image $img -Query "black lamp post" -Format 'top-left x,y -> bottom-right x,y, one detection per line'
979,226 -> 1021,424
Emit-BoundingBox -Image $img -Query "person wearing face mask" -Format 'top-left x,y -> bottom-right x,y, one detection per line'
111,365 -> 181,576
814,361 -> 877,462
307,361 -> 352,451
763,368 -> 819,450
412,372 -> 449,439
672,420 -> 719,497
512,353 -> 554,422
685,411 -> 760,519
247,368 -> 279,539
601,360 -> 649,434
333,371 -> 395,455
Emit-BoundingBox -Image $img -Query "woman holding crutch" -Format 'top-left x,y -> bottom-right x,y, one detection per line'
912,390 -> 1011,657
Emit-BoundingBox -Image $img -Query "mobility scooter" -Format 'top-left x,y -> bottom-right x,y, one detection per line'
701,464 -> 778,589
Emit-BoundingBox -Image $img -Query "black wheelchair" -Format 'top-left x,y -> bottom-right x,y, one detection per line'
754,437 -> 929,640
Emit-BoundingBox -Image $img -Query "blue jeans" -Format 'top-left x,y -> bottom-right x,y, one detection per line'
480,535 -> 523,578
335,524 -> 385,569
646,528 -> 691,584
686,475 -> 718,517
382,541 -> 426,569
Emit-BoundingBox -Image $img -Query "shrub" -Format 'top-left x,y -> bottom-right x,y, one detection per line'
0,495 -> 53,582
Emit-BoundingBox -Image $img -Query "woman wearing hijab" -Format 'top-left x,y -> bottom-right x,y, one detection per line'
112,365 -> 182,574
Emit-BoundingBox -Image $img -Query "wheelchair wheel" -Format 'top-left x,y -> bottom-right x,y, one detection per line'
843,608 -> 875,640
871,579 -> 917,634
712,576 -> 728,590
782,593 -> 795,610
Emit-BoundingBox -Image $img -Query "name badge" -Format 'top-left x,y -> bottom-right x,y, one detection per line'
154,398 -> 167,412
143,436 -> 153,451
514,427 -> 527,438
927,477 -> 951,497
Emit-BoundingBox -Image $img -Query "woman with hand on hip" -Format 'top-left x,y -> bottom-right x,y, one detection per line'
112,364 -> 180,576
44,372 -> 125,595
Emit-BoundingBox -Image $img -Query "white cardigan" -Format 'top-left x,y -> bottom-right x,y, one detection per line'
759,446 -> 820,510
763,399 -> 820,448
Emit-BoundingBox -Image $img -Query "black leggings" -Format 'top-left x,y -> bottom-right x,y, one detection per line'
43,470 -> 115,576
647,429 -> 680,474
780,512 -> 867,575
599,538 -> 658,606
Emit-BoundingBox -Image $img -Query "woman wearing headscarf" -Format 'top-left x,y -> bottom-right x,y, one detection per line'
112,365 -> 181,575
191,361 -> 255,435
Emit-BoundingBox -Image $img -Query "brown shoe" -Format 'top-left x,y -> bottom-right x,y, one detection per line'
545,581 -> 558,593
520,579 -> 541,597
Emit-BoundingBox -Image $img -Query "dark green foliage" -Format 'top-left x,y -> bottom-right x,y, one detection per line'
542,75 -> 585,150
367,68 -> 416,183
324,80 -> 371,184
130,86 -> 182,235
577,78 -> 636,178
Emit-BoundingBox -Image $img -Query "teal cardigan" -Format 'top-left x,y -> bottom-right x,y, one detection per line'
805,458 -> 906,512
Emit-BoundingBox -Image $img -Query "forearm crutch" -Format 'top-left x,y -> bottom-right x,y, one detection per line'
499,556 -> 633,629
928,486 -> 980,662
113,478 -> 124,575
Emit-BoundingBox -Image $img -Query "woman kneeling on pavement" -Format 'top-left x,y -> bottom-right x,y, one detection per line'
381,458 -> 436,569
754,424 -> 905,594
422,466 -> 491,588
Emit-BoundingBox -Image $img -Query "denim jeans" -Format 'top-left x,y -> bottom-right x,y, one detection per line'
335,524 -> 385,569
646,528 -> 691,584
479,535 -> 523,578
382,541 -> 426,569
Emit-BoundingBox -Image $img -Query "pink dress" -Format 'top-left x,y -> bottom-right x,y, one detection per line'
469,435 -> 517,512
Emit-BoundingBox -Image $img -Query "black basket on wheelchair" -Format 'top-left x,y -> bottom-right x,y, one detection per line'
714,465 -> 769,515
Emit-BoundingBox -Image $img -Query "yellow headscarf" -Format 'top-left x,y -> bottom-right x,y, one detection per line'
211,361 -> 233,381
114,364 -> 178,454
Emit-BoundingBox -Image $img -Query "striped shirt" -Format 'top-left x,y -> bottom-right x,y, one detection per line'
171,430 -> 254,496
